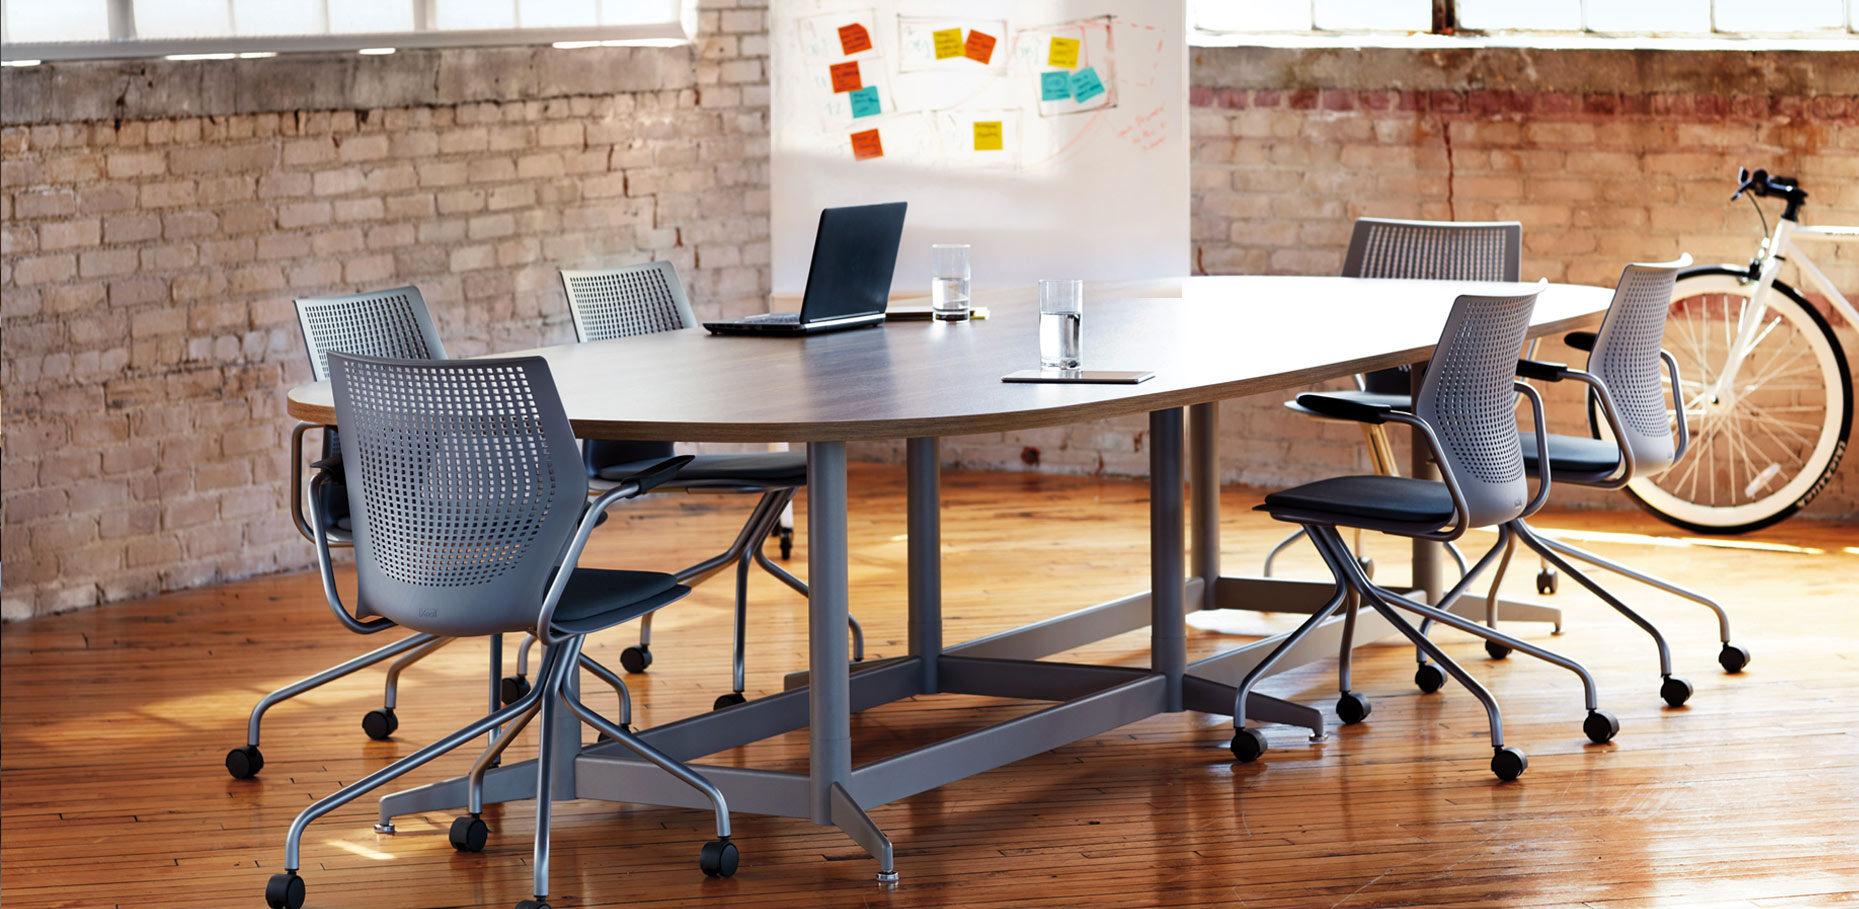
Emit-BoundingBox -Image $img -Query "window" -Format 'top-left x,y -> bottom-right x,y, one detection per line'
1,0 -> 693,63
1194,0 -> 1858,35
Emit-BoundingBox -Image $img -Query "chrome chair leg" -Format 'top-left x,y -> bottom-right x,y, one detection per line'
381,635 -> 451,712
577,653 -> 631,727
1260,528 -> 1306,578
1521,521 -> 1739,661
230,632 -> 441,779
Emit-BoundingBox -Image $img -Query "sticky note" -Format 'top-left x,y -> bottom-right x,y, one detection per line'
848,85 -> 880,118
837,23 -> 871,55
932,28 -> 963,59
851,128 -> 883,161
829,61 -> 862,93
964,29 -> 997,64
1047,36 -> 1080,68
1070,66 -> 1105,103
1040,71 -> 1071,101
973,121 -> 1003,151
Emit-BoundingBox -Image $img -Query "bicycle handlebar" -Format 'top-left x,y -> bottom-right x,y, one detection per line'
1732,166 -> 1805,203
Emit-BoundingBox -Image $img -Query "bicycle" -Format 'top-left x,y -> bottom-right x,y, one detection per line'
1630,167 -> 1855,535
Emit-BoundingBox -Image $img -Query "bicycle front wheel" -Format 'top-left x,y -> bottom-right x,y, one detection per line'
1625,267 -> 1853,534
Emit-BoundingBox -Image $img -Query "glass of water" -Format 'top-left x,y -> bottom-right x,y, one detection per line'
931,244 -> 971,321
1038,279 -> 1082,369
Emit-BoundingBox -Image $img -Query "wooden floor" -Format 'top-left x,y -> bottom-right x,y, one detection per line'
3,463 -> 1857,909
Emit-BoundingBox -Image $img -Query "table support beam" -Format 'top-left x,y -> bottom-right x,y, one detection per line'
807,440 -> 851,827
1150,408 -> 1187,712
1190,401 -> 1221,612
907,438 -> 941,695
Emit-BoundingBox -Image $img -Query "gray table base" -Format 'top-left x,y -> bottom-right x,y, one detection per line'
374,404 -> 1561,883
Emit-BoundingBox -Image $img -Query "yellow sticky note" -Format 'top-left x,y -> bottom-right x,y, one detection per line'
933,28 -> 964,59
1047,36 -> 1080,68
973,121 -> 1003,151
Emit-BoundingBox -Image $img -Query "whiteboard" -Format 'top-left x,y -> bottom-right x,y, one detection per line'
770,0 -> 1188,296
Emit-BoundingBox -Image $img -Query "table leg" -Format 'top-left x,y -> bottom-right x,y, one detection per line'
907,438 -> 941,695
1151,409 -> 1186,712
1409,360 -> 1443,604
1189,402 -> 1220,612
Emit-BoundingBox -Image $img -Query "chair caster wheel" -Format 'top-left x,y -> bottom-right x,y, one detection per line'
1229,727 -> 1268,763
449,815 -> 489,853
1484,640 -> 1512,660
778,527 -> 793,561
264,872 -> 305,909
225,744 -> 264,779
1719,643 -> 1751,674
514,900 -> 551,909
1491,746 -> 1528,781
1335,691 -> 1371,725
1536,568 -> 1558,595
1661,675 -> 1693,707
1583,709 -> 1620,744
500,674 -> 531,705
1414,663 -> 1448,694
362,707 -> 398,740
713,692 -> 747,710
620,645 -> 653,674
700,838 -> 740,877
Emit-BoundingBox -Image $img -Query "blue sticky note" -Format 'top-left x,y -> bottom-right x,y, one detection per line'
1070,66 -> 1105,103
1040,71 -> 1071,102
848,85 -> 880,118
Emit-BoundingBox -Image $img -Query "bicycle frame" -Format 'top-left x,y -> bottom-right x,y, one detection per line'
1716,218 -> 1859,398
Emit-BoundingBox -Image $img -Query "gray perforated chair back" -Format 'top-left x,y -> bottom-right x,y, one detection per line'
559,262 -> 689,470
1346,219 -> 1523,395
294,286 -> 447,381
561,261 -> 696,343
1413,286 -> 1543,529
328,353 -> 588,637
1587,256 -> 1688,475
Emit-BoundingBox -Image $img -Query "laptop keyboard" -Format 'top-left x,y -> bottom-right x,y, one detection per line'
740,311 -> 802,323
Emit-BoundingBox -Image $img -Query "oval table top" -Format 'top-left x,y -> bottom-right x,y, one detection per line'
286,275 -> 1613,442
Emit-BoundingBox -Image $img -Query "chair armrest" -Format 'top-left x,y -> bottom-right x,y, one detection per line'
307,472 -> 396,635
1295,392 -> 1400,424
1660,349 -> 1690,462
309,452 -> 342,471
1564,331 -> 1598,352
1516,359 -> 1572,382
1558,367 -> 1638,487
613,454 -> 694,496
1380,411 -> 1472,541
532,454 -> 696,645
1514,381 -> 1554,518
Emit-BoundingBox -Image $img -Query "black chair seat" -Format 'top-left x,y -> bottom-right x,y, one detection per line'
1258,475 -> 1455,527
1519,431 -> 1621,480
596,451 -> 808,486
1282,390 -> 1411,419
550,568 -> 690,635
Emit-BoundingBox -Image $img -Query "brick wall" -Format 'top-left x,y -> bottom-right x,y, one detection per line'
902,46 -> 1859,522
1,12 -> 773,619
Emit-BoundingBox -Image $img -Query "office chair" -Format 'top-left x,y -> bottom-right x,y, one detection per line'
500,261 -> 859,711
227,287 -> 461,778
1485,255 -> 1747,705
261,352 -> 735,909
1233,284 -> 1620,781
1262,218 -> 1524,586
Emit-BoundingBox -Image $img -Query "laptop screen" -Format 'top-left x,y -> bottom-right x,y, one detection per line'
798,202 -> 907,323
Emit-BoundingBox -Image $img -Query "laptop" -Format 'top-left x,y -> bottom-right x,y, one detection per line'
704,201 -> 907,335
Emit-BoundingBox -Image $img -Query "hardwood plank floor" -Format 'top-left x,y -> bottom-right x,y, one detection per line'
3,463 -> 1856,908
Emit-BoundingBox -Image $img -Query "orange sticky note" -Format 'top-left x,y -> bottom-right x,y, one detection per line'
973,121 -> 1003,151
932,28 -> 963,59
1047,36 -> 1080,68
851,128 -> 884,161
837,23 -> 871,54
964,30 -> 996,64
829,61 -> 862,93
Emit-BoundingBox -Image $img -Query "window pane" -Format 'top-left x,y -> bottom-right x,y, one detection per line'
1713,0 -> 1846,30
232,0 -> 323,36
327,0 -> 415,33
1197,0 -> 1313,31
135,0 -> 233,38
3,0 -> 111,42
1457,0 -> 1584,30
1584,0 -> 1712,32
434,0 -> 515,30
518,0 -> 595,28
1312,0 -> 1430,31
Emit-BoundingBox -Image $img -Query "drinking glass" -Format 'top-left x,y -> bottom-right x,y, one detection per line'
931,244 -> 971,321
1038,279 -> 1082,369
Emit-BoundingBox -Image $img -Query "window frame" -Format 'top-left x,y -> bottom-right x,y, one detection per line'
1,0 -> 694,63
1191,0 -> 1858,40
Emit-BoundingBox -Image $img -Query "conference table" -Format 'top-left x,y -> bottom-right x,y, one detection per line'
285,275 -> 1613,882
